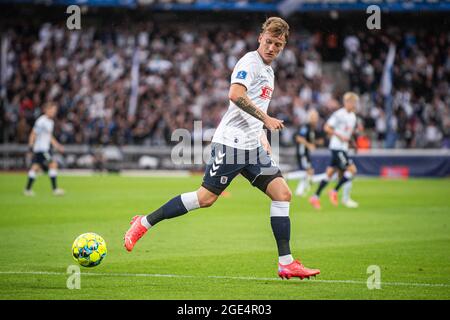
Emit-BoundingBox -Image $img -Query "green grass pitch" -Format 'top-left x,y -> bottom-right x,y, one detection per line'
0,173 -> 449,300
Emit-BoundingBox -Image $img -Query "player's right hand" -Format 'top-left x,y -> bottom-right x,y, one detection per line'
336,133 -> 350,142
264,116 -> 284,131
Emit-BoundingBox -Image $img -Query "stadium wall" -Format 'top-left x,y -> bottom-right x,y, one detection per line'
309,151 -> 450,178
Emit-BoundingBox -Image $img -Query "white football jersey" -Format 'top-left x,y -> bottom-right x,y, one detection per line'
33,115 -> 54,152
327,108 -> 357,151
212,51 -> 274,150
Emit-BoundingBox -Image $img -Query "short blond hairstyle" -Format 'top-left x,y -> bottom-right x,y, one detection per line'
43,101 -> 57,110
261,17 -> 290,42
343,92 -> 359,102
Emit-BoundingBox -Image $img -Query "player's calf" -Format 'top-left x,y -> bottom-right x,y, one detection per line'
24,169 -> 36,193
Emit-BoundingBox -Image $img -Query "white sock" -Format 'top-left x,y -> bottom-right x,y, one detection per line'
28,170 -> 36,179
140,216 -> 151,229
279,254 -> 294,265
342,181 -> 352,203
295,178 -> 307,196
285,170 -> 307,180
311,173 -> 327,183
270,201 -> 290,217
49,169 -> 57,178
343,170 -> 353,180
181,191 -> 200,211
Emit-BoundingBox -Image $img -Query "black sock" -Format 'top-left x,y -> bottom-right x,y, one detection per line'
50,177 -> 57,190
270,217 -> 291,256
26,177 -> 35,191
146,195 -> 188,226
315,179 -> 329,197
334,176 -> 349,191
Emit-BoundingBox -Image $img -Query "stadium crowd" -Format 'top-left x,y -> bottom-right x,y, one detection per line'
1,19 -> 449,149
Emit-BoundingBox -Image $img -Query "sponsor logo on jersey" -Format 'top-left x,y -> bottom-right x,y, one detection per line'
260,86 -> 273,100
236,71 -> 247,79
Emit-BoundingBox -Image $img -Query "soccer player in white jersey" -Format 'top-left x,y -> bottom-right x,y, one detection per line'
124,17 -> 320,280
309,92 -> 359,209
286,109 -> 321,197
24,102 -> 65,196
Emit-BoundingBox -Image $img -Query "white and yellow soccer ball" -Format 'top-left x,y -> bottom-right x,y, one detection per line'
72,233 -> 107,267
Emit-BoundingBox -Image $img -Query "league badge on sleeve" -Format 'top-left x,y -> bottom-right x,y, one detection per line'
236,70 -> 247,80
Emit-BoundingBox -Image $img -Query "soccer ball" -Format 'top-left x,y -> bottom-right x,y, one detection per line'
72,233 -> 107,267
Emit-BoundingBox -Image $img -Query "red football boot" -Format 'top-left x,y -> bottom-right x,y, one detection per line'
278,259 -> 320,280
329,190 -> 338,206
124,215 -> 148,252
309,195 -> 321,210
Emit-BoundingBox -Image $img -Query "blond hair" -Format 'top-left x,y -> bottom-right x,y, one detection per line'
343,92 -> 359,102
261,17 -> 290,42
43,101 -> 57,110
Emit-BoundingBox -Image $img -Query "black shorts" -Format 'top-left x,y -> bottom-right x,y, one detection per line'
330,150 -> 353,171
32,151 -> 53,171
297,154 -> 312,170
202,143 -> 283,196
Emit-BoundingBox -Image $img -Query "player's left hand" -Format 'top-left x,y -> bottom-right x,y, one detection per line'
264,116 -> 284,131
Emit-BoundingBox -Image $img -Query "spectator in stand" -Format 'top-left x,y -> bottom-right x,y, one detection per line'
2,21 -> 448,150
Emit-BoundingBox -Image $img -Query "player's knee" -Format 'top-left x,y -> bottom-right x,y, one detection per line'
49,162 -> 58,169
283,188 -> 292,202
274,188 -> 292,202
326,168 -> 334,178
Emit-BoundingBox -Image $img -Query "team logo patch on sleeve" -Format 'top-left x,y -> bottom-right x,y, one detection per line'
236,70 -> 247,80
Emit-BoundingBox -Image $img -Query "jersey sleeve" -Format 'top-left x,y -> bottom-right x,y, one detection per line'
326,111 -> 339,128
230,56 -> 259,90
298,126 -> 308,137
33,118 -> 44,134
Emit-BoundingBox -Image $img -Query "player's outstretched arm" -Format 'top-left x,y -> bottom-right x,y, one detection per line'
229,83 -> 284,131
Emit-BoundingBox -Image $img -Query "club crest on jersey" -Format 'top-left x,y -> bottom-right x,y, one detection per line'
220,176 -> 228,184
260,86 -> 273,100
236,70 -> 247,79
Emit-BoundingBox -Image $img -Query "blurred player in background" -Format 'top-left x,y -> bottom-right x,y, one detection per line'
124,17 -> 320,280
309,92 -> 359,209
286,109 -> 323,197
24,102 -> 65,196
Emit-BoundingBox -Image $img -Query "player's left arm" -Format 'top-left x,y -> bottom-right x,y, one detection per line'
229,84 -> 284,130
295,135 -> 316,151
28,129 -> 36,153
51,136 -> 64,153
350,119 -> 364,153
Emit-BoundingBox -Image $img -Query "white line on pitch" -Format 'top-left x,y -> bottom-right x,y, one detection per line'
0,271 -> 449,288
